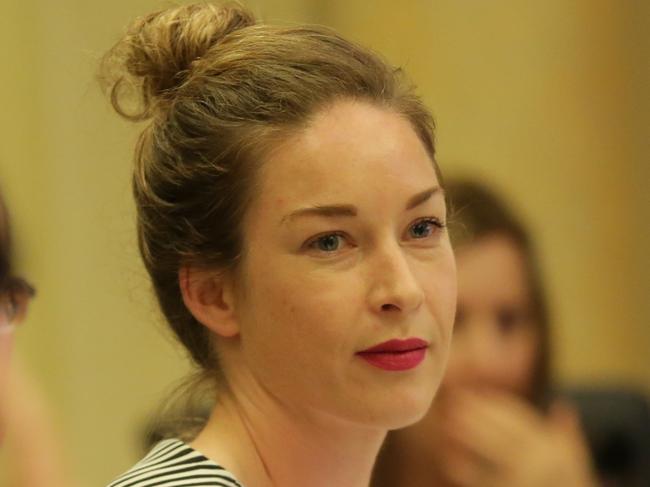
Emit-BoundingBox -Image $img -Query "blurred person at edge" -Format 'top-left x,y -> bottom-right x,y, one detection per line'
372,180 -> 598,487
0,190 -> 73,487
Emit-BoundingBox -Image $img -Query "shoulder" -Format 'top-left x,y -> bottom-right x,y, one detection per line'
106,438 -> 243,487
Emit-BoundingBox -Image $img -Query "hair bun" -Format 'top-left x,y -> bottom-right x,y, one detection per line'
101,3 -> 255,120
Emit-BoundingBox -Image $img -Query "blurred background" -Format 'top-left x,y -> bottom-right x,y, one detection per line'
0,0 -> 648,485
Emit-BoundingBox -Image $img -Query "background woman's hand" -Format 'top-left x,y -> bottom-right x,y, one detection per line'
436,390 -> 598,487
0,354 -> 76,487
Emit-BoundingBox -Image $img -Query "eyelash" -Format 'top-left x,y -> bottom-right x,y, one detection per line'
306,232 -> 347,253
304,217 -> 446,254
409,217 -> 446,239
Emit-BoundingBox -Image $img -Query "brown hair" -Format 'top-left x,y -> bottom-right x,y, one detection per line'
447,179 -> 551,407
0,190 -> 35,322
99,3 -> 440,375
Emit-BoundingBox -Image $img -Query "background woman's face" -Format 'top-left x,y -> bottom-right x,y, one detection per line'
223,100 -> 457,429
444,233 -> 539,397
0,305 -> 13,414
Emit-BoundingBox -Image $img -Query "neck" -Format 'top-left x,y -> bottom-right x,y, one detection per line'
191,377 -> 386,487
371,430 -> 446,487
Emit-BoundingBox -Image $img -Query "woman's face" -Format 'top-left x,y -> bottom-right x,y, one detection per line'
443,234 -> 539,397
0,303 -> 11,405
224,100 -> 457,429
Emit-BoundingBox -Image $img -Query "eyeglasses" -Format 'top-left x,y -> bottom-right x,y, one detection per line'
0,277 -> 35,326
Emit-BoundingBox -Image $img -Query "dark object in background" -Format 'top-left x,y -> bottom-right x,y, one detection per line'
561,387 -> 650,487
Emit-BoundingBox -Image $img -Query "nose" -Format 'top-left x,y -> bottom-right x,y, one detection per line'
366,242 -> 425,316
455,320 -> 508,390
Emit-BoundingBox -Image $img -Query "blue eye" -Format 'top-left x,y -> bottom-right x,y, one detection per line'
408,218 -> 444,239
310,233 -> 344,252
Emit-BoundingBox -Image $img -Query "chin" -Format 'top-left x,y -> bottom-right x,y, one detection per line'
390,396 -> 438,430
358,381 -> 441,431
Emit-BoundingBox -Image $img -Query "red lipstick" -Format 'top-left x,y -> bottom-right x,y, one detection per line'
356,338 -> 429,371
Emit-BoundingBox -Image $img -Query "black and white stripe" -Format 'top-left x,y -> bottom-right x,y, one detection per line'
107,438 -> 243,487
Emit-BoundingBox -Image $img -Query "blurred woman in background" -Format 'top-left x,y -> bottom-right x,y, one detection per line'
373,179 -> 597,487
0,190 -> 35,440
0,189 -> 75,487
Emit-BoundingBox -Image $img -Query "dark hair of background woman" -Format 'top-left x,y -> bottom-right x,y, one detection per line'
0,191 -> 34,311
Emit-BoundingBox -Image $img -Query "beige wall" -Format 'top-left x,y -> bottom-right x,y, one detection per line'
0,1 -> 647,485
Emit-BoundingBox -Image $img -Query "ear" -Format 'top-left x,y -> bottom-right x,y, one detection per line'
179,266 -> 240,338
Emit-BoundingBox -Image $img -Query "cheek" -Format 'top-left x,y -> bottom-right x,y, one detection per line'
440,351 -> 468,391
0,329 -> 14,395
421,249 -> 458,342
444,332 -> 539,394
506,332 -> 540,392
239,255 -> 363,367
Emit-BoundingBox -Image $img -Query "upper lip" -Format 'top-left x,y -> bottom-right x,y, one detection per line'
358,338 -> 429,354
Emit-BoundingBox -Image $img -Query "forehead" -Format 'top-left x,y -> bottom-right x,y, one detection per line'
456,235 -> 530,303
255,100 -> 439,212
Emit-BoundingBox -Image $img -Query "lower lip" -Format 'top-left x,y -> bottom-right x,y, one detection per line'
356,348 -> 427,371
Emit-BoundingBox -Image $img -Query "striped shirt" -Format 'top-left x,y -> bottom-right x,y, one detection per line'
107,438 -> 244,487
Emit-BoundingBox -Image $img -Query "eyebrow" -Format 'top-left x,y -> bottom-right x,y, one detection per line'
281,186 -> 442,225
405,186 -> 442,210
